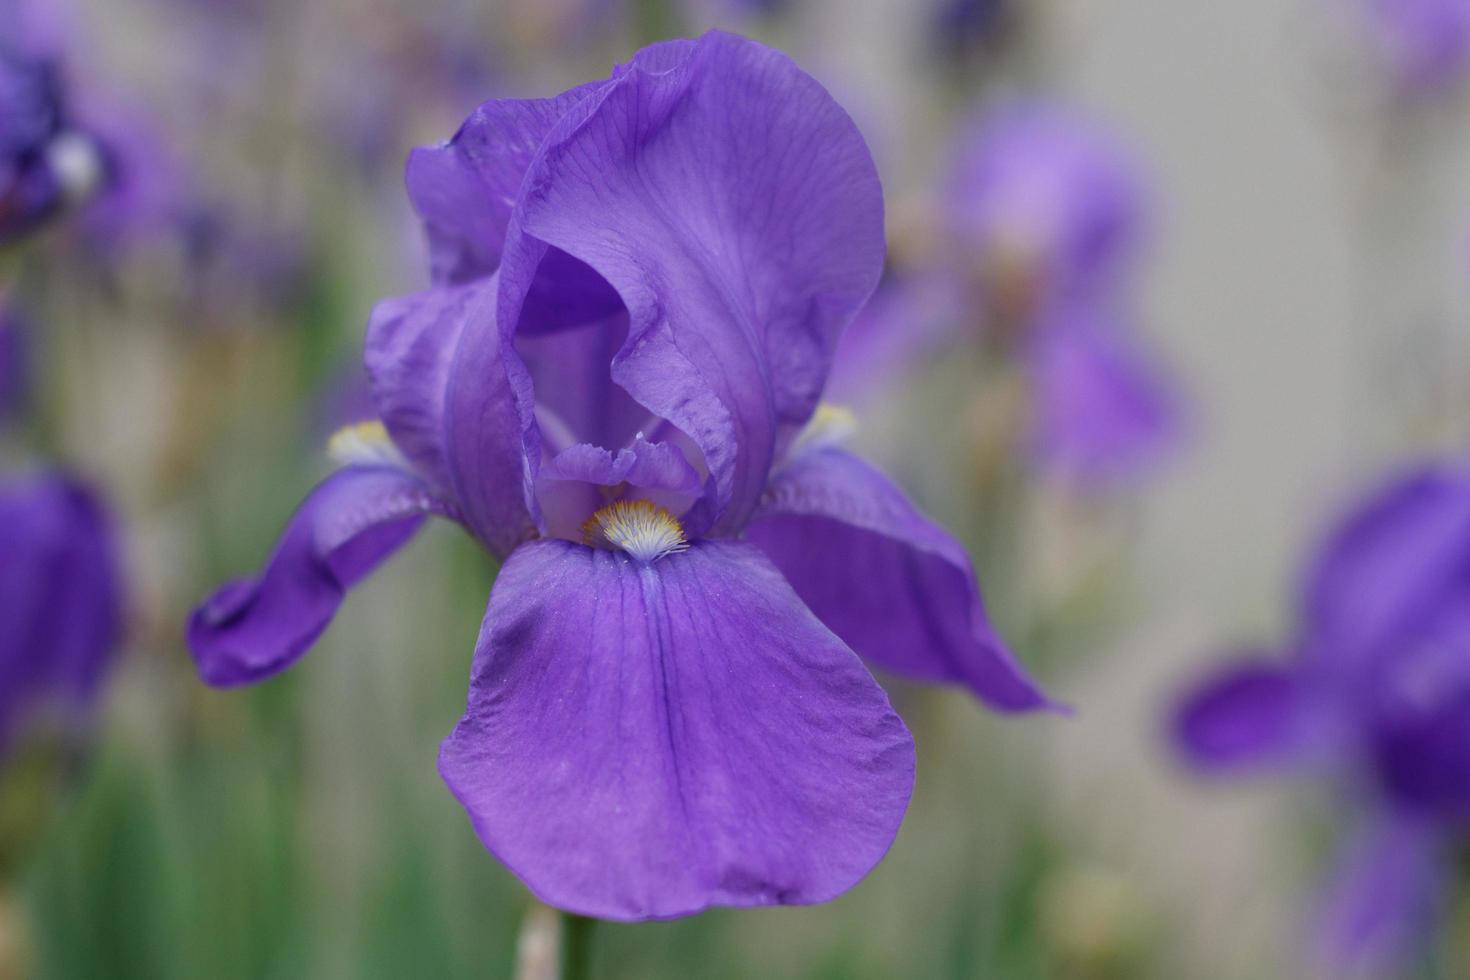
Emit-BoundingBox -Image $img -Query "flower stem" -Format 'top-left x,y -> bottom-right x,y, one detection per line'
560,913 -> 597,980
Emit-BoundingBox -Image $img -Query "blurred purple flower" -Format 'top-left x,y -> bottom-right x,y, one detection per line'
944,106 -> 1146,322
1174,462 -> 1470,973
832,106 -> 1181,487
0,12 -> 182,250
1024,305 -> 1179,486
1354,0 -> 1470,98
0,44 -> 97,244
0,471 -> 123,753
70,96 -> 185,252
189,32 -> 1057,922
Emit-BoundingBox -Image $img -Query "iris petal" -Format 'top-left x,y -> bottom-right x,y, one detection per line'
187,466 -> 438,686
1302,464 -> 1470,676
0,472 -> 121,746
438,538 -> 915,920
493,31 -> 885,535
406,82 -> 605,286
746,446 -> 1057,712
365,279 -> 491,495
1171,657 -> 1311,772
1026,307 -> 1180,486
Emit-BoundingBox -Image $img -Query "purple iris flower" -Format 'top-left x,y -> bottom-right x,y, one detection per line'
1174,462 -> 1470,973
0,5 -> 179,250
1022,304 -> 1179,485
942,107 -> 1144,320
831,107 -> 1180,487
189,32 -> 1057,921
69,97 -> 184,252
0,44 -> 81,243
1352,0 -> 1470,98
0,471 -> 123,753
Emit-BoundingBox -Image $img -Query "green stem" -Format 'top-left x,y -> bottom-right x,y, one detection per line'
560,913 -> 597,980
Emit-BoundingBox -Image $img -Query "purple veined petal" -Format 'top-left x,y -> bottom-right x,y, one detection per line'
0,471 -> 123,748
407,83 -> 624,332
406,81 -> 605,285
1301,463 -> 1470,677
745,446 -> 1058,712
614,37 -> 698,74
537,436 -> 706,540
187,465 -> 442,687
368,276 -> 538,556
438,538 -> 915,921
538,437 -> 703,494
514,309 -> 649,454
513,307 -> 711,539
1313,813 -> 1445,978
493,30 -> 886,537
1024,307 -> 1181,487
365,278 -> 493,495
440,278 -> 544,556
1171,656 -> 1318,773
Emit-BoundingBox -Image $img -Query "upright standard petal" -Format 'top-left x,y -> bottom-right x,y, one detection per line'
435,282 -> 546,556
439,538 -> 915,921
514,310 -> 649,454
746,447 -> 1056,712
0,471 -> 122,746
367,278 -> 544,556
495,31 -> 886,535
365,280 -> 490,494
188,466 -> 438,686
405,83 -> 604,285
1171,657 -> 1314,773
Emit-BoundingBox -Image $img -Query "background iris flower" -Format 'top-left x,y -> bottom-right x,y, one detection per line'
832,106 -> 1180,489
1353,0 -> 1470,99
0,0 -> 180,251
0,470 -> 122,755
1174,462 -> 1470,976
189,31 -> 1056,923
0,39 -> 94,245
